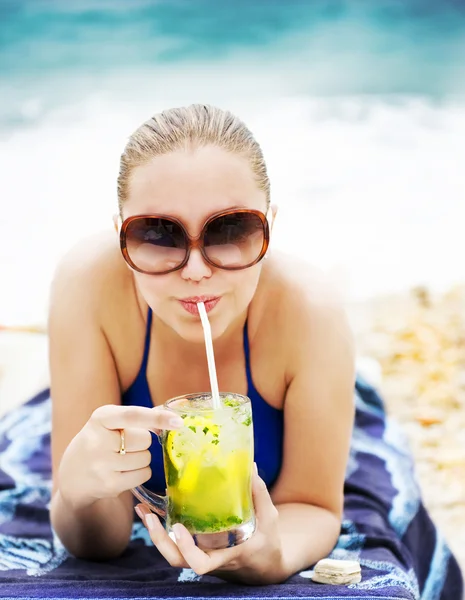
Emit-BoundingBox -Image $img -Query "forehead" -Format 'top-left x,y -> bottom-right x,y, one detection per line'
124,145 -> 266,221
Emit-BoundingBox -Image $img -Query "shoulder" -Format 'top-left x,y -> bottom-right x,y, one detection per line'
258,251 -> 350,327
48,229 -> 136,330
256,252 -> 355,379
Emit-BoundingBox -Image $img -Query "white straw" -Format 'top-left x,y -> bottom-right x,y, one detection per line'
197,302 -> 221,410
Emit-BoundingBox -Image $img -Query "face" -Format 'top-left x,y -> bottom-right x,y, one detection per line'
121,145 -> 274,343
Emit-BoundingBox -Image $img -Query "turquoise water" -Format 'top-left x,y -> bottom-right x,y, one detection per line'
0,1 -> 464,322
1,0 -> 465,126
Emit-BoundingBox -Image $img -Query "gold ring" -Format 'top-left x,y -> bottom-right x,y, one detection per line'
119,429 -> 126,455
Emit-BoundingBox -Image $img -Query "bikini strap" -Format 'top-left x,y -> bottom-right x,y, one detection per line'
140,307 -> 153,375
242,319 -> 254,388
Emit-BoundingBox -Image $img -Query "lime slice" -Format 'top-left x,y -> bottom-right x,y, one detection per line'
178,458 -> 201,493
166,415 -> 223,491
166,430 -> 184,471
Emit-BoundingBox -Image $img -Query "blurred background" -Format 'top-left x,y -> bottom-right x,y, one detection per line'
0,0 -> 464,568
0,0 -> 464,324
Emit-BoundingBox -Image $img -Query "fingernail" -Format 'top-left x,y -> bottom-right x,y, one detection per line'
254,462 -> 258,476
134,506 -> 144,521
168,416 -> 184,429
172,523 -> 182,540
145,514 -> 158,530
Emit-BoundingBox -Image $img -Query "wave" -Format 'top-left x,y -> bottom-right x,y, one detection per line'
1,0 -> 465,129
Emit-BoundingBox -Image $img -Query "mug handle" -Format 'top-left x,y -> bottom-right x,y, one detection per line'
131,485 -> 167,519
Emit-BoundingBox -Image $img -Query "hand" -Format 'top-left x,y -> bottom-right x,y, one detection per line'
57,405 -> 184,511
136,466 -> 285,585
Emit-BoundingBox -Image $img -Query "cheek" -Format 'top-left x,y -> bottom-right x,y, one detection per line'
133,273 -> 171,308
227,266 -> 262,310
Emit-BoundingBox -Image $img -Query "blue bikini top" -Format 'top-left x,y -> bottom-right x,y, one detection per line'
122,308 -> 283,492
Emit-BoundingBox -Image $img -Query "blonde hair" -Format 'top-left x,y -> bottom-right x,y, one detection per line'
117,104 -> 270,214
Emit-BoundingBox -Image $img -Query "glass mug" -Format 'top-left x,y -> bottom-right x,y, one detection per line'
131,392 -> 255,551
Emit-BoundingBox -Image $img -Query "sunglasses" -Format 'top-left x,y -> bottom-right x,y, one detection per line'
117,208 -> 271,275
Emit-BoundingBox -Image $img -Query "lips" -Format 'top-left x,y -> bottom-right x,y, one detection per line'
180,296 -> 219,303
178,296 -> 221,315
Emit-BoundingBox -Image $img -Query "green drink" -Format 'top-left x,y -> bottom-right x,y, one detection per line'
132,392 -> 255,550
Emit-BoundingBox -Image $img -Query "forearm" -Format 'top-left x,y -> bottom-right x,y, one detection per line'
50,490 -> 134,560
276,503 -> 341,579
216,503 -> 340,585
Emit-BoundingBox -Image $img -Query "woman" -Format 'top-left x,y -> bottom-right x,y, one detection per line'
49,104 -> 356,585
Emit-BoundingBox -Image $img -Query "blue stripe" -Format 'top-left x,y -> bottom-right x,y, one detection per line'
420,530 -> 451,600
0,596 -> 416,600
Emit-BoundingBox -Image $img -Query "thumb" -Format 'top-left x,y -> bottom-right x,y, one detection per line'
252,463 -> 276,523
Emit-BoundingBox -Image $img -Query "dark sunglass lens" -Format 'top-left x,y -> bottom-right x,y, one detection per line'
204,212 -> 265,268
125,218 -> 187,273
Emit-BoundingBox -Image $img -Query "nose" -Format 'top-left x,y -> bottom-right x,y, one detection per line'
180,248 -> 212,282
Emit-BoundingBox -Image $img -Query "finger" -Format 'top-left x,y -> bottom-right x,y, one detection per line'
92,405 -> 184,433
137,505 -> 188,569
116,466 -> 152,491
111,427 -> 152,453
252,464 -> 278,526
171,523 -> 240,575
110,449 -> 152,472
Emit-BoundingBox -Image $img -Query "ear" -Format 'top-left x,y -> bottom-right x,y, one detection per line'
112,213 -> 119,234
263,204 -> 278,261
270,204 -> 278,232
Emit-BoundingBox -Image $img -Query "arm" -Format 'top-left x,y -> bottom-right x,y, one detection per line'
231,289 -> 355,582
48,249 -> 133,560
273,504 -> 340,579
269,287 -> 356,578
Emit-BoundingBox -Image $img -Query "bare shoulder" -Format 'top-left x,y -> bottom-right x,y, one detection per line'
48,229 -> 149,401
259,251 -> 350,325
49,229 -> 132,320
257,252 -> 355,377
